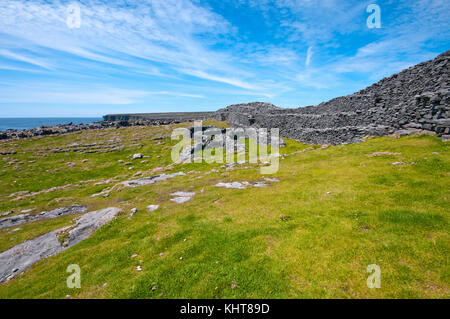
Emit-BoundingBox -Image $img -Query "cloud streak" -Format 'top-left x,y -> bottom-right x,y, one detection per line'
0,0 -> 448,114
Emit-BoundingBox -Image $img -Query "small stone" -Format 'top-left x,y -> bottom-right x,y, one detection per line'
131,254 -> 138,258
132,153 -> 143,159
136,266 -> 142,271
151,286 -> 157,291
179,257 -> 183,260
146,205 -> 159,212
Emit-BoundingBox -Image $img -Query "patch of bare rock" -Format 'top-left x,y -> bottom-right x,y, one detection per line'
0,207 -> 121,283
367,152 -> 401,157
215,178 -> 280,189
146,205 -> 159,212
170,192 -> 196,204
0,205 -> 87,230
91,172 -> 186,197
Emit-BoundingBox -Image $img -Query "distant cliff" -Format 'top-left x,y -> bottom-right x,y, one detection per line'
103,112 -> 214,123
215,51 -> 450,144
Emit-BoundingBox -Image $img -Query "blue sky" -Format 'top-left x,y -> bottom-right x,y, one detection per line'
0,0 -> 449,117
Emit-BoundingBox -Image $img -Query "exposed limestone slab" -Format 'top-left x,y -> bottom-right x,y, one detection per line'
215,179 -> 280,189
221,161 -> 245,169
0,207 -> 121,283
0,229 -> 63,283
146,205 -> 159,212
265,178 -> 280,182
171,192 -> 195,197
120,172 -> 186,187
367,152 -> 401,157
170,197 -> 192,204
253,182 -> 268,188
169,192 -> 196,204
0,205 -> 87,230
92,172 -> 186,197
65,207 -> 121,247
215,182 -> 246,189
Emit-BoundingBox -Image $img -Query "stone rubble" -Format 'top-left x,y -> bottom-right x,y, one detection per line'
214,51 -> 450,145
178,126 -> 286,163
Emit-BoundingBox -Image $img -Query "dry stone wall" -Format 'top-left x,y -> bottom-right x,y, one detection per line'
214,51 -> 450,144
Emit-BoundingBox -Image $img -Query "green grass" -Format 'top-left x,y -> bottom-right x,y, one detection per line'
0,123 -> 448,299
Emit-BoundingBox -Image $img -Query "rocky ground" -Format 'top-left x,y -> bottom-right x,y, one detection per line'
0,119 -> 448,298
0,52 -> 448,297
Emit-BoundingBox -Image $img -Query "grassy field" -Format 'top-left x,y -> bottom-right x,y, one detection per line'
0,121 -> 448,299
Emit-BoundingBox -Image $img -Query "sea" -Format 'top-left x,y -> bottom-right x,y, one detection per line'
0,118 -> 103,131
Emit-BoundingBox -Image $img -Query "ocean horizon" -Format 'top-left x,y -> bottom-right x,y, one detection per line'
0,117 -> 103,131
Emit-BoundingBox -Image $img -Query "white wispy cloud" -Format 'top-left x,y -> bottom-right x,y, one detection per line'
305,46 -> 313,67
180,69 -> 261,90
0,49 -> 52,70
0,85 -> 204,104
0,0 -> 448,111
0,0 -> 248,80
